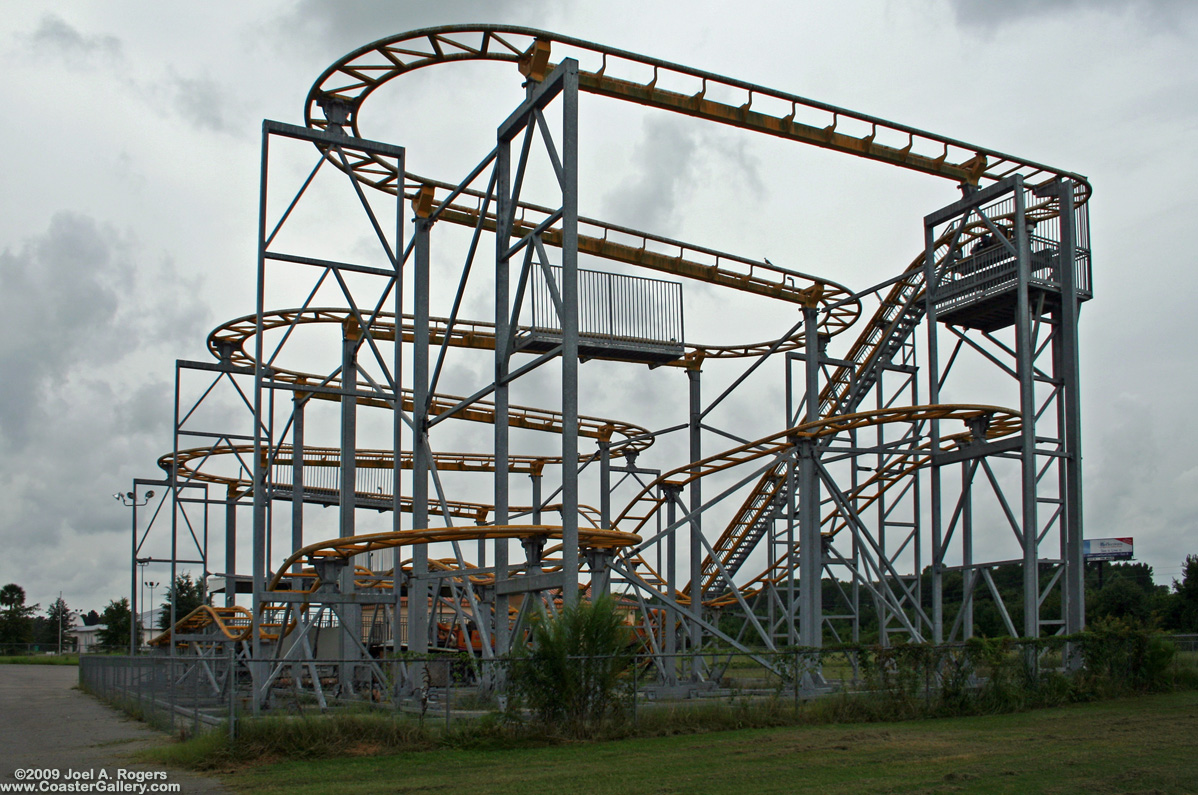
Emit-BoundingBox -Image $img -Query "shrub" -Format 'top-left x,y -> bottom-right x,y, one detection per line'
508,595 -> 633,737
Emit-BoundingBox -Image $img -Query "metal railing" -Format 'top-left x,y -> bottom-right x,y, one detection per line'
932,235 -> 1093,318
527,265 -> 684,349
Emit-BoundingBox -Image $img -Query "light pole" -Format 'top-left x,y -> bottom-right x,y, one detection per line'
145,581 -> 160,644
116,489 -> 154,655
137,557 -> 149,622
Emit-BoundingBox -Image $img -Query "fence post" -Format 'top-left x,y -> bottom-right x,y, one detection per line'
228,644 -> 237,742
632,653 -> 638,727
193,657 -> 200,737
793,648 -> 800,715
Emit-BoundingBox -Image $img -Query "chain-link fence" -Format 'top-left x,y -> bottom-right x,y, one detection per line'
79,654 -> 240,737
78,631 -> 1196,737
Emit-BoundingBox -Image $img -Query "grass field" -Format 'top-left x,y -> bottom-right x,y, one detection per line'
0,654 -> 78,665
198,690 -> 1198,794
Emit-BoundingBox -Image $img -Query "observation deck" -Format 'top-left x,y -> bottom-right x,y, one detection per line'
931,235 -> 1093,332
517,266 -> 686,364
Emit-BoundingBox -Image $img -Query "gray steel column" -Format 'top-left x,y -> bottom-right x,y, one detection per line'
494,133 -> 512,655
560,61 -> 580,606
225,485 -> 237,608
129,496 -> 138,655
1013,178 -> 1040,639
599,439 -> 611,530
250,124 -> 270,700
531,466 -> 543,524
339,321 -> 361,672
786,428 -> 798,646
797,303 -> 821,648
687,365 -> 703,675
291,395 -> 305,574
962,462 -> 974,639
391,153 -> 405,681
923,207 -> 943,644
410,217 -> 431,656
663,482 -> 680,685
340,327 -> 359,540
1056,181 -> 1085,636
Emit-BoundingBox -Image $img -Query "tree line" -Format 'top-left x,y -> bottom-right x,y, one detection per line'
2,554 -> 1196,653
0,574 -> 206,652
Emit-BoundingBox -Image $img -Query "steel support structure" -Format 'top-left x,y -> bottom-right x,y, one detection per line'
924,176 -> 1089,641
250,121 -> 405,705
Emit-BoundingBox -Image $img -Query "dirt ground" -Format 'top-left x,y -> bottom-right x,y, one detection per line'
0,664 -> 226,793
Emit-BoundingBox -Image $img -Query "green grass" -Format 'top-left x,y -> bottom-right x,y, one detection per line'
0,654 -> 79,665
168,691 -> 1198,794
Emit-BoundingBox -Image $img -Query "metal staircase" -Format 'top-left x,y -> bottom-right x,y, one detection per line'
696,263 -> 928,598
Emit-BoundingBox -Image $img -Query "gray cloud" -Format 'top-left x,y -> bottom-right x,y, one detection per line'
601,115 -> 764,235
0,213 -> 209,607
168,72 -> 236,135
950,0 -> 1197,31
0,212 -> 208,449
22,13 -> 121,65
602,116 -> 700,232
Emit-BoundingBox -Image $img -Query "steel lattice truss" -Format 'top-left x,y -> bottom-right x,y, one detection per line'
127,26 -> 1090,706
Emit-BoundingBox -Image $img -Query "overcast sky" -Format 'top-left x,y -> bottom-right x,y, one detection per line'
2,1 -> 1196,619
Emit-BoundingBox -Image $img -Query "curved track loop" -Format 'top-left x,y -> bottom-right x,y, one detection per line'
257,525 -> 641,640
399,175 -> 860,337
148,605 -> 253,647
304,25 -> 1090,204
209,304 -> 841,381
166,442 -> 609,527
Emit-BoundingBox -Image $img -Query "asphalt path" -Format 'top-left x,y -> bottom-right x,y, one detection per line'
0,664 -> 226,793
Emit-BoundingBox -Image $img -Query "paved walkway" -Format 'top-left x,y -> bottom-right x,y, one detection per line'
0,665 -> 226,793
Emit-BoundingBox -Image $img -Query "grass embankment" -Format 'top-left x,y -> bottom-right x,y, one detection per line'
155,690 -> 1198,794
0,654 -> 79,665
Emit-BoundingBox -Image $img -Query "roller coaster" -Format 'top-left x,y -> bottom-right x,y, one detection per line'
131,25 -> 1091,707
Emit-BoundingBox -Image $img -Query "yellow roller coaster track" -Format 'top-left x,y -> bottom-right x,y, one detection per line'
613,404 -> 1019,604
303,25 -> 1089,204
293,24 -> 1089,593
165,441 -> 610,528
156,27 -> 1085,645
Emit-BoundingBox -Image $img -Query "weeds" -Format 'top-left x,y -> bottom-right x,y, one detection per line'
141,624 -> 1198,770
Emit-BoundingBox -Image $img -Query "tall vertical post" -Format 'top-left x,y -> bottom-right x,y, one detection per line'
923,202 -> 944,645
687,365 -> 703,676
129,496 -> 138,655
797,301 -> 822,649
961,462 -> 974,639
493,123 -> 512,656
1055,180 -> 1085,637
559,60 -> 581,606
1013,178 -> 1040,639
225,485 -> 237,607
339,321 -> 361,669
663,482 -> 680,685
291,395 -> 305,574
391,147 -> 405,689
250,125 -> 270,693
410,216 -> 431,657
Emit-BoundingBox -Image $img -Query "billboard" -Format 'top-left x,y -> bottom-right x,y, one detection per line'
1083,537 -> 1134,561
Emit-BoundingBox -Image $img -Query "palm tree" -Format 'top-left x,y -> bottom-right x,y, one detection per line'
0,583 -> 26,608
0,583 -> 38,646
